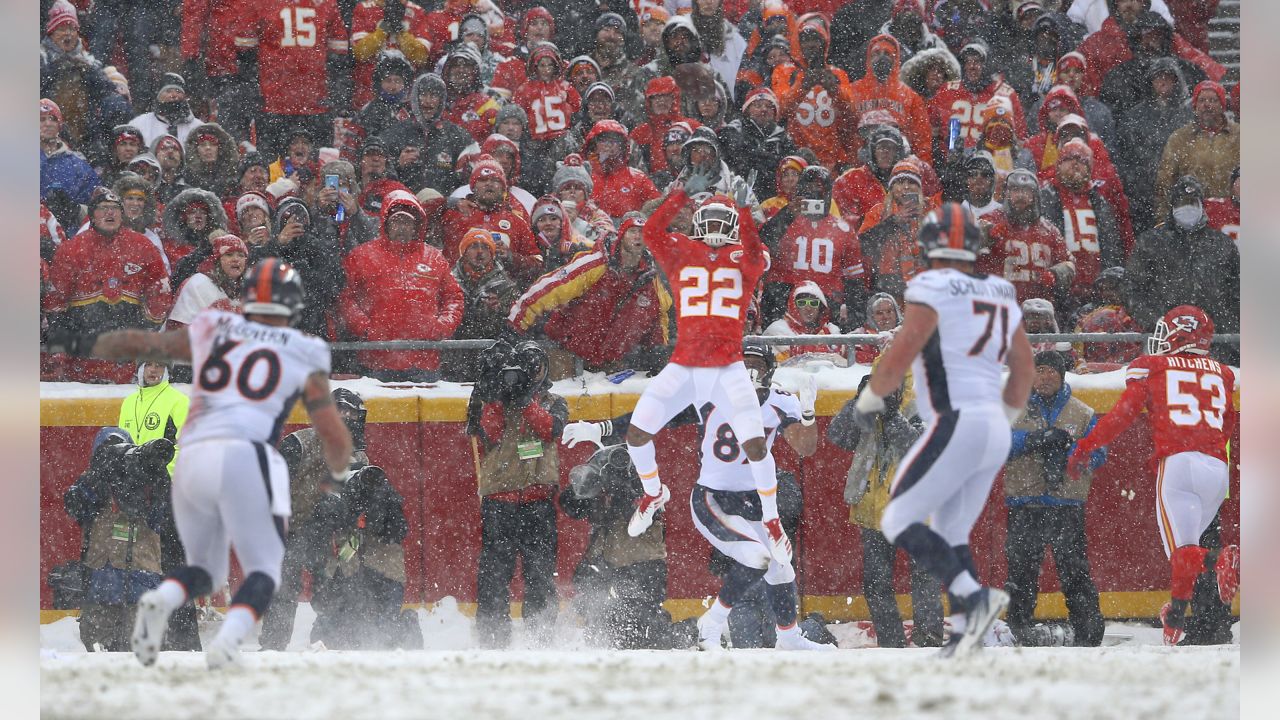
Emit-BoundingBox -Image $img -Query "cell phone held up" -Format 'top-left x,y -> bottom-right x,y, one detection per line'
948,117 -> 962,153
325,173 -> 345,222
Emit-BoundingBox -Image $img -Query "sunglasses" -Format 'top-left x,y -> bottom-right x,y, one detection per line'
795,298 -> 822,308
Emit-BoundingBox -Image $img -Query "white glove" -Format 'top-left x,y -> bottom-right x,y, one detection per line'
1003,403 -> 1023,425
796,374 -> 818,426
561,420 -> 610,449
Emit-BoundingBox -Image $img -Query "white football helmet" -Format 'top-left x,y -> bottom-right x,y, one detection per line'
693,194 -> 740,247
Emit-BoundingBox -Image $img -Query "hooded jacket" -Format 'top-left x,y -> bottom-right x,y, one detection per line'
508,228 -> 672,368
771,21 -> 861,169
630,76 -> 698,175
763,281 -> 843,361
161,187 -> 229,285
583,119 -> 659,219
381,72 -> 474,194
339,189 -> 465,372
1076,3 -> 1224,97
1098,12 -> 1205,118
649,16 -> 726,115
899,45 -> 960,100
717,96 -> 796,201
441,45 -> 504,143
349,1 -> 432,109
854,291 -> 902,364
845,34 -> 933,166
180,123 -> 238,198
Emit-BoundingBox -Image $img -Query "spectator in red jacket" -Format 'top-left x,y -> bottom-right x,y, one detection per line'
507,213 -> 672,372
583,119 -> 660,219
339,189 -> 464,382
630,76 -> 696,175
43,188 -> 172,382
441,156 -> 543,283
978,168 -> 1076,305
1076,0 -> 1224,97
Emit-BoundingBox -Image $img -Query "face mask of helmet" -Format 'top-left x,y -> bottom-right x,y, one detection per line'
1171,202 -> 1205,230
694,202 -> 739,247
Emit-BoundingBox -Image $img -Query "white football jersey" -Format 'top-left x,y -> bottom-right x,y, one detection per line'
695,388 -> 802,492
903,268 -> 1022,423
180,310 -> 331,447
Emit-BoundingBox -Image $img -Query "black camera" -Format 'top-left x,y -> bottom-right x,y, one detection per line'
474,339 -> 515,403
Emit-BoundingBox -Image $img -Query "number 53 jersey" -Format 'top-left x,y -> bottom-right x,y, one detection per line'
904,268 -> 1023,422
180,310 -> 331,447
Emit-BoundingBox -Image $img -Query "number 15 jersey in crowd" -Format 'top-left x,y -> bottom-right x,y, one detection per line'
643,189 -> 770,368
180,310 -> 331,447
904,268 -> 1023,423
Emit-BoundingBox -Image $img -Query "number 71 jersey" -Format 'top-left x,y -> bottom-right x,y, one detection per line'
180,310 -> 332,447
1126,354 -> 1237,463
904,268 -> 1022,421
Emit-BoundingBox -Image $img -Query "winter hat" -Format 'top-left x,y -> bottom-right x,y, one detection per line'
152,133 -> 183,157
1022,297 -> 1056,319
238,151 -> 269,179
1057,137 -> 1093,166
742,87 -> 779,113
112,125 -> 144,148
459,227 -> 497,257
1016,1 -> 1044,20
373,50 -> 414,86
88,187 -> 123,213
45,0 -> 78,35
469,155 -> 508,188
1055,51 -> 1087,73
321,159 -> 357,185
495,103 -> 529,129
157,72 -> 186,96
960,39 -> 989,60
1055,112 -> 1090,135
103,66 -> 130,100
618,211 -> 646,238
663,121 -> 693,146
1192,80 -> 1226,107
595,12 -> 627,33
360,135 -> 388,158
128,153 -> 161,173
235,191 -> 272,219
265,176 -> 299,201
40,98 -> 62,123
640,5 -> 670,25
1034,350 -> 1071,379
532,200 -> 563,224
1041,85 -> 1079,115
415,187 -> 446,220
415,72 -> 447,99
459,14 -> 488,40
888,159 -> 923,189
584,81 -> 616,103
552,154 -> 593,193
213,234 -> 249,258
567,55 -> 602,78
276,197 -> 311,229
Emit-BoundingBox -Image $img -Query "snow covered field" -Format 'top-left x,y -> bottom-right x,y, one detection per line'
40,603 -> 1239,720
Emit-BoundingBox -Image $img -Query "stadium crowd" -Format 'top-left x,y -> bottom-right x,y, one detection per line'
39,0 -> 1239,384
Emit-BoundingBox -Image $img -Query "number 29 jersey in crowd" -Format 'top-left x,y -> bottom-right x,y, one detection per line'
903,268 -> 1022,423
179,310 -> 331,447
696,388 -> 803,492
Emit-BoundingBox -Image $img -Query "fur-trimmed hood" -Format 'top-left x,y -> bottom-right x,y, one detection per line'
163,187 -> 228,242
900,46 -> 960,97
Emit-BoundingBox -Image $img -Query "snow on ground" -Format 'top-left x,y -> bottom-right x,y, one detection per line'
41,603 -> 1239,720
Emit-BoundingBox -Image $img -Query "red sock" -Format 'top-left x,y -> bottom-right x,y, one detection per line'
1170,545 -> 1209,601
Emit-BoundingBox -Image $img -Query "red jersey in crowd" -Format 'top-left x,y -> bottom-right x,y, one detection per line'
446,91 -> 503,143
43,226 -> 173,324
831,165 -> 887,228
768,214 -> 865,306
644,189 -> 769,367
349,0 -> 432,108
979,213 -> 1071,304
927,78 -> 1028,148
235,0 -> 350,115
181,0 -> 247,78
1204,197 -> 1239,242
422,0 -> 470,64
441,204 -> 541,278
1047,177 -> 1110,292
514,46 -> 581,142
1074,353 -> 1237,465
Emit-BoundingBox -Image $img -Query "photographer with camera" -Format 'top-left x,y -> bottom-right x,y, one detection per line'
467,340 -> 568,648
560,440 -> 694,650
305,463 -> 420,650
828,366 -> 944,648
260,388 -> 371,651
62,427 -> 175,651
1004,350 -> 1106,647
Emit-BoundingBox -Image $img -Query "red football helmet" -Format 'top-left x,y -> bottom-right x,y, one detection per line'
1147,305 -> 1214,356
693,194 -> 740,247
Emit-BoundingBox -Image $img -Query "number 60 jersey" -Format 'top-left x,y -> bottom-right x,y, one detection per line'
904,268 -> 1023,423
179,310 -> 331,447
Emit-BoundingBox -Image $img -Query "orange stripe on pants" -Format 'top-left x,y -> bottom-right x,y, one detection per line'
1155,459 -> 1177,556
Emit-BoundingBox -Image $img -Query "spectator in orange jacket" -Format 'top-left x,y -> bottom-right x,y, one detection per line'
339,189 -> 464,382
771,20 -> 859,170
846,34 -> 933,167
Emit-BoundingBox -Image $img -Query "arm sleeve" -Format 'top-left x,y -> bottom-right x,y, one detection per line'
643,189 -> 688,257
352,27 -> 387,63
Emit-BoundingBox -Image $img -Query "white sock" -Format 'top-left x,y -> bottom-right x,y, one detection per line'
950,613 -> 967,635
949,571 -> 981,599
154,579 -> 187,612
214,606 -> 257,646
627,441 -> 661,496
703,598 -> 732,626
776,623 -> 800,636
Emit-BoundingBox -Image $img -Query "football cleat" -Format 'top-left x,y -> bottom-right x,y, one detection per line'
627,484 -> 670,537
951,588 -> 1009,656
205,633 -> 244,670
1216,545 -> 1240,604
1160,602 -> 1185,646
130,590 -> 172,668
697,611 -> 727,652
774,629 -> 837,651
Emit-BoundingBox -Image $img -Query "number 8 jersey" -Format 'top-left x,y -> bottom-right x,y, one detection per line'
903,268 -> 1022,423
180,310 -> 331,447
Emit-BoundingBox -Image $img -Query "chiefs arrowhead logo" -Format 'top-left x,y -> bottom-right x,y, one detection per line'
123,262 -> 142,275
730,249 -> 744,263
1172,315 -> 1200,333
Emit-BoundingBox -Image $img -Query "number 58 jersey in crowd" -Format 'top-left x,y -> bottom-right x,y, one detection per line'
179,310 -> 331,447
904,268 -> 1022,423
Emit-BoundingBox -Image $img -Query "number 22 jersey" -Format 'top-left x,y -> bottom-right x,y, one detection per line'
180,310 -> 331,447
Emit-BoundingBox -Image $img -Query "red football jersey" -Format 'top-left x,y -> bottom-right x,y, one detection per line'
768,214 -> 865,305
980,217 -> 1070,303
1204,198 -> 1239,242
1051,185 -> 1106,290
645,190 -> 769,367
1077,354 -> 1237,464
349,0 -> 431,109
236,0 -> 349,115
927,79 -> 1028,148
514,80 -> 581,142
